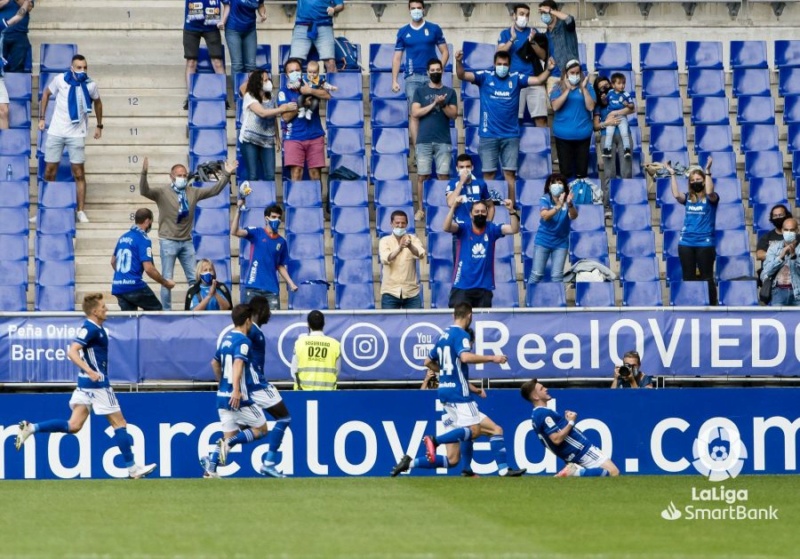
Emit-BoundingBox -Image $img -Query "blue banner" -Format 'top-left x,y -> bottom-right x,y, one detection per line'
0,389 -> 797,479
1,309 -> 800,382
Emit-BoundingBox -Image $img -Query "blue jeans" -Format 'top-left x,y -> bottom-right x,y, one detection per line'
244,287 -> 280,310
529,245 -> 568,283
770,286 -> 800,306
604,118 -> 631,151
241,140 -> 276,181
225,27 -> 257,75
160,239 -> 197,310
381,292 -> 423,309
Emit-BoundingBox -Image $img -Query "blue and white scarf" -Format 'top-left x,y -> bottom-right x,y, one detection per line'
172,185 -> 190,223
63,71 -> 92,124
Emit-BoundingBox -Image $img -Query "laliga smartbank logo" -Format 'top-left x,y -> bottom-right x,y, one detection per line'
660,419 -> 778,522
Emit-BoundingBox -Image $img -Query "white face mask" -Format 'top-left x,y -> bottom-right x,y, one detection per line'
173,177 -> 188,189
393,227 -> 407,237
288,71 -> 302,82
262,81 -> 273,92
410,8 -> 423,21
568,74 -> 581,86
515,16 -> 528,28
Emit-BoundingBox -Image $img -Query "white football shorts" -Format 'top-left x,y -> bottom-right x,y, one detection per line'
250,382 -> 283,409
69,387 -> 121,415
218,405 -> 266,432
442,401 -> 486,429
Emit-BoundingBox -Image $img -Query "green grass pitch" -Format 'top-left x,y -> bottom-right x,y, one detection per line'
1,476 -> 796,558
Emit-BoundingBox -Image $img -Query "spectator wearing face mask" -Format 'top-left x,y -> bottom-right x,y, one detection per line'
762,217 -> 800,306
379,210 -> 426,309
139,157 -> 237,310
535,0 -> 579,89
668,158 -> 719,305
528,173 -> 578,284
756,204 -> 790,284
550,59 -> 595,182
185,258 -> 232,310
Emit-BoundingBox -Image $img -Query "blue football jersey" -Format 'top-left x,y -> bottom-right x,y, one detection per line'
395,21 -> 446,76
428,325 -> 473,403
214,330 -> 255,410
473,70 -> 531,139
242,227 -> 288,293
247,323 -> 268,387
531,406 -> 593,463
74,319 -> 110,389
111,226 -> 153,295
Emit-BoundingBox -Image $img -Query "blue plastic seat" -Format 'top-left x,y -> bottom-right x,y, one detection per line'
331,206 -> 370,234
39,181 -> 77,208
333,232 -> 372,260
517,151 -> 552,180
427,231 -> 453,262
663,255 -> 683,284
329,153 -> 368,180
750,203 -> 780,236
784,95 -> 800,125
424,179 -> 450,208
335,258 -> 373,285
0,284 -> 26,311
429,280 -> 452,309
461,80 -> 480,100
493,258 -> 517,284
237,209 -> 268,231
687,69 -> 725,97
524,281 -> 566,308
463,97 -> 480,127
326,99 -> 365,127
284,180 -> 323,207
274,236 -> 321,267
35,285 -> 74,311
372,127 -> 409,155
37,207 -> 75,236
429,257 -> 454,283
376,205 -> 415,237
284,207 -> 324,235
651,150 -> 689,170
193,234 -> 231,260
189,74 -> 227,100
425,206 -> 450,232
0,207 -> 28,235
0,180 -> 29,208
288,282 -> 329,310
7,99 -> 30,130
278,43 -> 320,73
240,180 -> 276,207
641,70 -> 680,99
188,100 -> 227,129
659,204 -> 685,232
648,125 -> 687,153
669,281 -> 710,306
730,40 -> 768,69
693,125 -> 733,154
616,231 -> 657,260
745,150 -> 784,180
748,177 -> 788,205
40,43 -> 77,72
575,282 -> 616,307
189,128 -> 227,156
326,72 -> 363,100
718,280 -> 759,306
732,68 -> 771,97
655,177 -> 683,207
569,204 -> 605,232
775,40 -> 800,68
369,72 -> 405,100
374,179 -> 413,207
714,203 -> 746,230
462,41 -> 495,71
686,41 -> 723,69
192,208 -> 229,236
619,256 -> 659,282
789,123 -> 800,152
699,151 -> 737,178
369,43 -> 401,73
737,96 -> 775,125
0,260 -> 27,286
594,42 -> 633,72
370,99 -> 408,128
254,43 -> 271,71
2,234 -> 28,262
4,72 -> 31,101
464,125 -> 480,155
740,124 -> 779,152
371,153 -> 409,182
778,67 -> 800,97
37,71 -> 61,102
710,177 -> 742,204
0,129 -> 30,158
622,281 -> 663,306
197,45 -> 226,73
286,257 -> 326,284
640,41 -> 678,70
519,127 -> 551,153
335,283 -> 375,310
715,255 -> 754,283
715,229 -> 751,257
612,203 -> 652,232
329,179 -> 368,207
493,282 -> 520,308
36,259 -> 75,286
690,97 -> 729,125
568,230 -> 609,263
517,179 -> 546,208
645,96 -> 683,125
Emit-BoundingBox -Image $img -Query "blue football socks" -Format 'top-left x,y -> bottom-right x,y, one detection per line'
579,467 -> 609,477
411,455 -> 448,469
435,427 -> 471,446
264,417 -> 291,465
113,427 -> 135,467
490,435 -> 509,475
459,440 -> 474,472
34,419 -> 69,433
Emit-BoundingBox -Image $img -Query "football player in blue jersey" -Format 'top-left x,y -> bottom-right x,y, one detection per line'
392,302 -> 526,477
520,379 -> 620,477
246,296 -> 293,478
15,293 -> 157,479
201,303 -> 270,478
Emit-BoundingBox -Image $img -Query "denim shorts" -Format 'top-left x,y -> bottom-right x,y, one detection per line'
290,24 -> 335,61
416,142 -> 452,176
45,134 -> 86,164
479,136 -> 520,172
404,73 -> 428,108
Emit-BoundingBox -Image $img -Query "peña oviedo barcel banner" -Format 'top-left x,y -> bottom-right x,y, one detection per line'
2,309 -> 800,383
0,389 -> 798,479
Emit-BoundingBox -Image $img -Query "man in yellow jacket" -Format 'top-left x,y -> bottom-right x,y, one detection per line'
291,310 -> 341,390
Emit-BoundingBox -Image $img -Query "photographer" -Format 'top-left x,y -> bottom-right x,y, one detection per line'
611,350 -> 654,389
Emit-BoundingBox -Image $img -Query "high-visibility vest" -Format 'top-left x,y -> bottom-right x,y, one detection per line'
293,334 -> 341,391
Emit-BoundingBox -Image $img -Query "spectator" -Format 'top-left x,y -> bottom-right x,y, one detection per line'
611,350 -> 654,389
535,0 -> 579,85
379,210 -> 426,309
185,258 -> 233,310
446,153 -> 494,226
528,173 -> 578,284
290,0 -> 345,75
298,60 -> 337,120
761,217 -> 800,306
756,203 -> 790,284
0,0 -> 33,74
593,75 -> 633,214
392,0 -> 448,146
239,69 -> 296,181
231,201 -> 298,309
111,208 -> 175,311
456,48 -> 553,204
668,158 -> 718,305
219,0 -> 265,76
291,310 -> 342,391
602,73 -> 634,159
0,0 -> 32,129
551,59 -> 595,181
139,157 -> 237,310
278,58 -> 330,191
182,0 -> 225,111
497,3 -> 549,127
443,198 -> 520,308
411,58 -> 457,221
38,54 -> 103,224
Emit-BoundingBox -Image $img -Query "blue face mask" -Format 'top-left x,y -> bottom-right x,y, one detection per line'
268,219 -> 281,232
200,273 -> 214,284
540,13 -> 552,25
495,64 -> 509,78
73,71 -> 87,81
783,231 -> 797,244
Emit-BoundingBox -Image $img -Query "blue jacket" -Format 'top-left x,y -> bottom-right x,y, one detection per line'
762,241 -> 800,301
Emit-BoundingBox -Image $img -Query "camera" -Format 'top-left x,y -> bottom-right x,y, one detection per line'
618,364 -> 634,378
189,160 -> 226,183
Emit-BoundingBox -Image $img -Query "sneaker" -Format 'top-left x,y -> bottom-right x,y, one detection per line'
414,209 -> 425,222
216,438 -> 229,466
501,467 -> 527,477
391,454 -> 412,477
15,420 -> 33,451
259,463 -> 287,478
182,98 -> 189,111
76,211 -> 89,223
624,148 -> 632,159
423,435 -> 437,464
203,470 -> 220,479
555,463 -> 580,477
461,470 -> 480,478
602,148 -> 612,158
129,463 -> 157,479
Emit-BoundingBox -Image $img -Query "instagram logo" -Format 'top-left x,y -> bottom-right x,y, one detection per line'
340,323 -> 389,372
353,334 -> 378,359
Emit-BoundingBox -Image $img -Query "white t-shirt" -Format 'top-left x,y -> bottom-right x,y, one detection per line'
238,93 -> 276,147
46,74 -> 100,138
